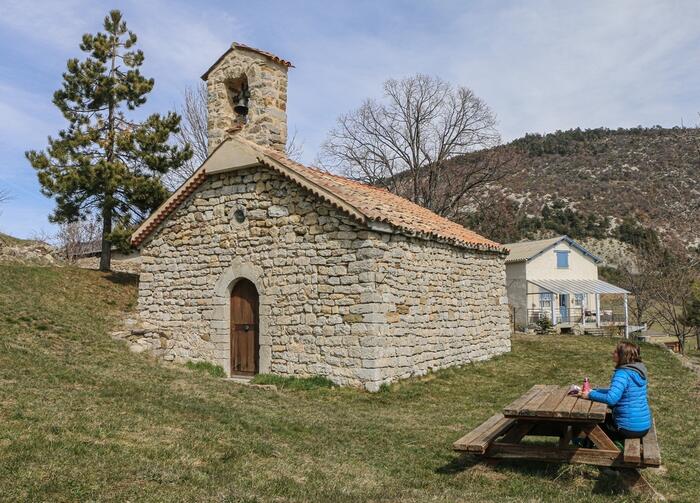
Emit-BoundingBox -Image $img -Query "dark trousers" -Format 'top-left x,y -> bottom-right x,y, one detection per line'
602,414 -> 648,440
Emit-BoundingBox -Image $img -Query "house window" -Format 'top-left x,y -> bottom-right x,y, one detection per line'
556,251 -> 569,269
574,293 -> 586,307
539,292 -> 552,309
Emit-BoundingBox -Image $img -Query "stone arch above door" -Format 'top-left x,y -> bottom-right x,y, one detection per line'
212,259 -> 270,375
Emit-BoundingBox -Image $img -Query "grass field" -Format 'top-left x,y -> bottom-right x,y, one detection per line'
1,263 -> 699,502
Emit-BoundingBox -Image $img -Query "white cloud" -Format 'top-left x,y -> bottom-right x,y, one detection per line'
123,0 -> 243,87
442,0 -> 700,139
0,0 -> 100,50
0,84 -> 64,155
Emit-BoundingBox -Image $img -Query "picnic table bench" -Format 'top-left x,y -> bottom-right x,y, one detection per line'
453,384 -> 661,469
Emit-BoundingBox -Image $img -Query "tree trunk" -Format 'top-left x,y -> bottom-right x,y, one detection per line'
696,327 -> 700,352
99,205 -> 112,272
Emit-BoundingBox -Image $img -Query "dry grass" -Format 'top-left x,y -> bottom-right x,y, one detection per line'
1,263 -> 699,502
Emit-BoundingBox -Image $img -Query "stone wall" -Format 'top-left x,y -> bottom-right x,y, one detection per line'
75,252 -> 142,274
136,166 -> 511,390
138,166 -> 386,388
205,48 -> 288,153
372,236 -> 511,383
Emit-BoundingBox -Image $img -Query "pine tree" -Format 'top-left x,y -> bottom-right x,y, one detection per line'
26,10 -> 191,271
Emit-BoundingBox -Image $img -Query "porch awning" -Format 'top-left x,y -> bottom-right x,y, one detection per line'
528,278 -> 629,295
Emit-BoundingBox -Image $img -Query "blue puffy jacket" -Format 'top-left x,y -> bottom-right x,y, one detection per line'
588,362 -> 652,433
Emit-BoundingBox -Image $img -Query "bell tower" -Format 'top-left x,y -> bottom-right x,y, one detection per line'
202,42 -> 292,154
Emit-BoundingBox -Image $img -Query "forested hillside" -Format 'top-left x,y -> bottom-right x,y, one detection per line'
460,127 -> 700,248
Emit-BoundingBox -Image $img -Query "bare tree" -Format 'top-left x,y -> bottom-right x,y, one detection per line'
166,84 -> 209,190
168,84 -> 305,190
320,74 -> 510,217
645,245 -> 700,353
617,250 -> 658,327
286,127 -> 304,162
0,187 -> 9,220
458,191 -> 526,243
55,218 -> 102,261
0,187 -> 9,207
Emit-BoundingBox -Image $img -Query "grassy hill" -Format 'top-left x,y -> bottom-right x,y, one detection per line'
0,232 -> 35,246
1,264 -> 699,501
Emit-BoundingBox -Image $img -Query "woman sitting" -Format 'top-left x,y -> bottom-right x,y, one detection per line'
582,341 -> 652,439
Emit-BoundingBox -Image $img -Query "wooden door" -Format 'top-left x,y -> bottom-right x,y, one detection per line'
559,294 -> 569,322
230,279 -> 259,375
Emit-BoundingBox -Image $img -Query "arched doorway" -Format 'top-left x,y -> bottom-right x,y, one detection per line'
230,278 -> 259,376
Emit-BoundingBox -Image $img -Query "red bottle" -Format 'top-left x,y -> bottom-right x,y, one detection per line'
582,377 -> 591,393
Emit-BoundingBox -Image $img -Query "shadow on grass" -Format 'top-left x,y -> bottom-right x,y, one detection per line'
437,455 -> 632,496
435,454 -> 482,474
103,271 -> 139,287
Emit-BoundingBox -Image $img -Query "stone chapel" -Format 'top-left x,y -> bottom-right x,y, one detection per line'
130,43 -> 511,391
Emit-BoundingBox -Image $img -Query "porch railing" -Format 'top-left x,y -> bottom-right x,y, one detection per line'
527,308 -> 626,326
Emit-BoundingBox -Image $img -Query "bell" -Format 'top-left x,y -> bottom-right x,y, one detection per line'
233,95 -> 249,115
234,86 -> 250,116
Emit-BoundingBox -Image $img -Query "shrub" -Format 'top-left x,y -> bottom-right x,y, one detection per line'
616,218 -> 659,251
535,316 -> 554,334
185,361 -> 226,378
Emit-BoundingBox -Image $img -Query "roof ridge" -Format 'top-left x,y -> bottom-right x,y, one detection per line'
503,235 -> 564,247
260,146 -> 390,192
132,137 -> 505,253
231,42 -> 294,67
201,42 -> 293,80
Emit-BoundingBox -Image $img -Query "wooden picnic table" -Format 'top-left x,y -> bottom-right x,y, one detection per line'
454,384 -> 661,469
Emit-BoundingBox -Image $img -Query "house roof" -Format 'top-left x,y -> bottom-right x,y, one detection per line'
131,137 -> 504,253
201,42 -> 294,80
503,236 -> 601,264
529,278 -> 629,295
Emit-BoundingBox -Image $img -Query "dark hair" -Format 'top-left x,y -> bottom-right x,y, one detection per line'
615,341 -> 642,367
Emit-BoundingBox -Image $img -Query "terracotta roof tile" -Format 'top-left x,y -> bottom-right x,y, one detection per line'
232,43 -> 293,68
257,145 -> 503,252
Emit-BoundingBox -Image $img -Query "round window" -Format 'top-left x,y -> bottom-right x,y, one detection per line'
233,208 -> 246,223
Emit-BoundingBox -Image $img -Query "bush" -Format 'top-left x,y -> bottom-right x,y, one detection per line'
185,361 -> 226,378
251,374 -> 336,390
535,316 -> 554,334
616,218 -> 659,251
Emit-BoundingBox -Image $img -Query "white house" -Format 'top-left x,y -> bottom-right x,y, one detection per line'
503,236 -> 632,336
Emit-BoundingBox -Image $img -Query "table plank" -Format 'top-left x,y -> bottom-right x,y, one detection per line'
586,424 -> 620,451
487,443 -> 624,467
641,419 -> 661,466
503,385 -> 547,416
536,386 -> 571,417
553,394 -> 579,418
571,397 -> 593,419
624,438 -> 642,464
589,401 -> 609,421
453,413 -> 515,454
520,385 -> 561,416
499,421 -> 533,444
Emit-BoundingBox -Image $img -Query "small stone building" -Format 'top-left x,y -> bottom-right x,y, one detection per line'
130,43 -> 511,391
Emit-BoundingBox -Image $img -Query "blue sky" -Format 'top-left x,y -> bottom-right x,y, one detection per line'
1,0 -> 699,238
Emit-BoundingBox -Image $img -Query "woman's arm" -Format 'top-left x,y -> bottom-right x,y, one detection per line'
588,371 -> 628,405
